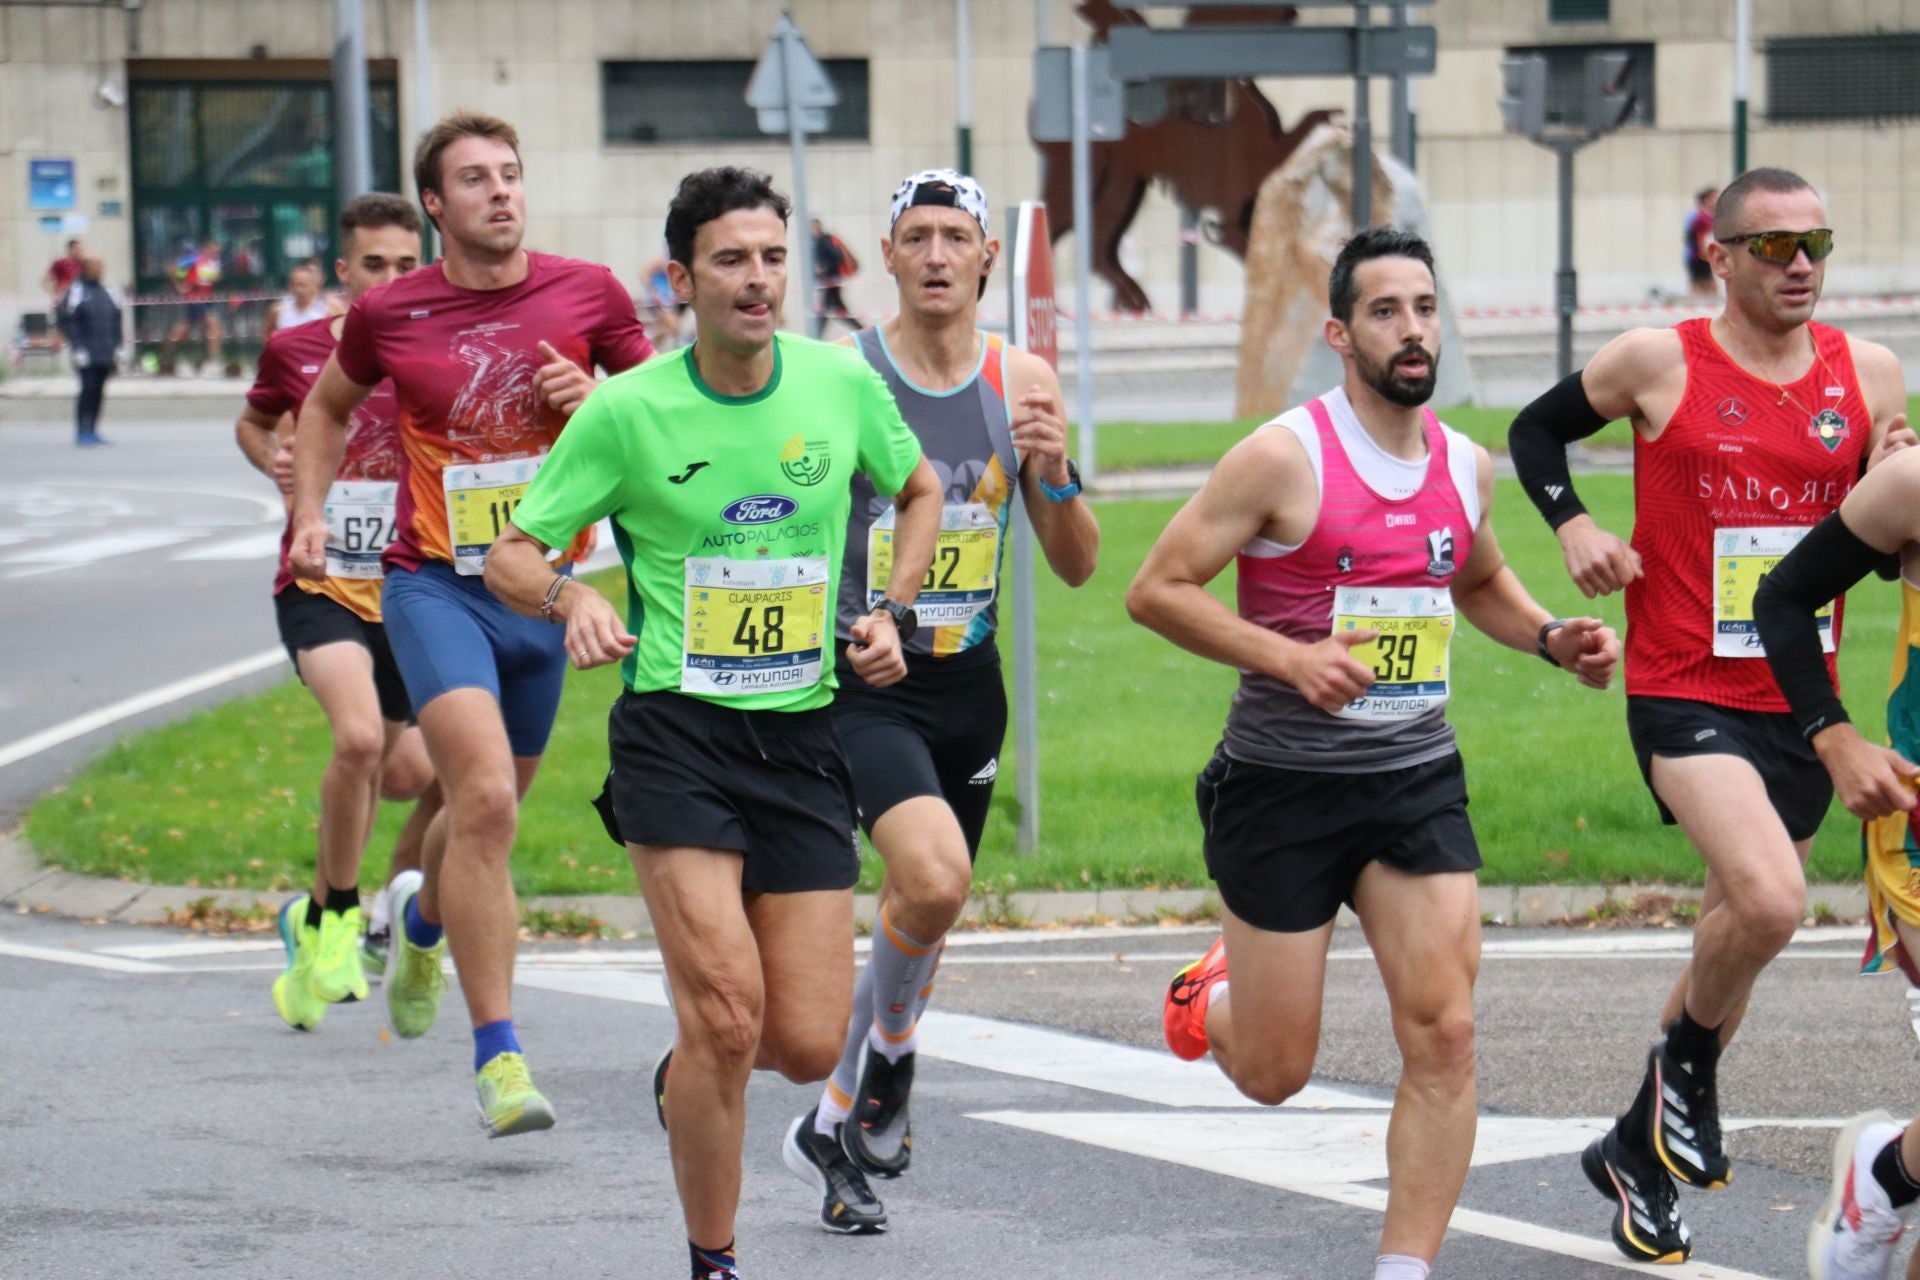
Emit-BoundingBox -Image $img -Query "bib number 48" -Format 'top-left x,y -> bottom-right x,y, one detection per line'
732,605 -> 787,655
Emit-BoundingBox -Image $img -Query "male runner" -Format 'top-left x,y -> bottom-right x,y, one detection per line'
484,166 -> 939,1280
1508,166 -> 1911,1261
1132,227 -> 1619,1280
778,168 -> 1100,1234
290,111 -> 653,1136
1753,447 -> 1920,1280
234,192 -> 438,1029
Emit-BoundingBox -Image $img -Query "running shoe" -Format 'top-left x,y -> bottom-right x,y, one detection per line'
384,880 -> 446,1039
363,869 -> 423,983
1649,1033 -> 1731,1189
310,904 -> 369,1004
652,1045 -> 672,1132
782,1108 -> 888,1234
1162,934 -> 1228,1061
1809,1110 -> 1907,1280
843,1044 -> 914,1178
1582,1128 -> 1691,1263
475,1051 -> 556,1138
360,924 -> 390,982
271,895 -> 326,1031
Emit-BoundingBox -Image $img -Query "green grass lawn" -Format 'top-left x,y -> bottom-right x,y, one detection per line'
25,473 -> 1895,896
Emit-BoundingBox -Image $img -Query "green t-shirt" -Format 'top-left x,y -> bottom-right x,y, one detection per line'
511,335 -> 924,711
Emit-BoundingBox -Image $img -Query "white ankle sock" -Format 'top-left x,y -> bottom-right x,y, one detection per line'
815,1089 -> 851,1137
1373,1255 -> 1429,1280
1207,979 -> 1230,1012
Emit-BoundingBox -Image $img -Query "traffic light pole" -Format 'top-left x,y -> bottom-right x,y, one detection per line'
1553,136 -> 1582,381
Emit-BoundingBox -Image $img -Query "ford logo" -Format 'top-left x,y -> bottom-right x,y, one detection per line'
722,495 -> 797,525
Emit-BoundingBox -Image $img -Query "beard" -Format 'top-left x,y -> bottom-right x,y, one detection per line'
1357,341 -> 1439,407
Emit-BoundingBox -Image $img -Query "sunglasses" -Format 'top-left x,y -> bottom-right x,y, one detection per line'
1718,228 -> 1835,264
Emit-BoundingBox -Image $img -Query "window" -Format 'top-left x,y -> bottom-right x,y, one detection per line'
1504,41 -> 1654,129
603,60 -> 871,144
1767,35 -> 1920,123
1550,0 -> 1609,21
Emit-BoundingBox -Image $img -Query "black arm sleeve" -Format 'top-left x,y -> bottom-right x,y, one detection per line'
1508,371 -> 1613,531
1753,511 -> 1892,738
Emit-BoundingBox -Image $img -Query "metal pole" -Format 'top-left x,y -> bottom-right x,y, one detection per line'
1733,0 -> 1750,174
1388,2 -> 1412,168
781,22 -> 817,338
412,0 -> 436,258
1069,43 -> 1096,480
331,0 -> 373,208
1350,2 -> 1372,230
956,0 -> 974,174
1555,140 -> 1577,380
1178,204 -> 1198,318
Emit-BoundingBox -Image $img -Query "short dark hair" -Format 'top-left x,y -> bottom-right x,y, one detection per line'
1328,227 -> 1436,322
413,110 -> 520,215
1712,167 -> 1817,240
340,191 -> 424,245
65,238 -> 81,250
664,168 -> 791,269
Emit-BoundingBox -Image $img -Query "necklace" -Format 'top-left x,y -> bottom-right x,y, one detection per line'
1758,329 -> 1843,418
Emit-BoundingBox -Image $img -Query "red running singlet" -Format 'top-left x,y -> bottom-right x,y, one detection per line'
1625,317 -> 1866,711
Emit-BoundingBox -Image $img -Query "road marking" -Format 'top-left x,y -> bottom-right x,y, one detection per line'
0,940 -> 169,973
0,646 -> 287,770
1,529 -> 198,574
96,938 -> 283,959
170,531 -> 284,561
0,530 -> 52,548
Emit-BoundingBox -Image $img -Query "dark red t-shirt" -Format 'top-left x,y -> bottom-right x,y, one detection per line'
47,257 -> 81,292
334,251 -> 654,571
249,317 -> 401,620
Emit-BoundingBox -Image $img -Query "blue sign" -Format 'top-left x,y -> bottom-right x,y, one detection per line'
29,159 -> 74,212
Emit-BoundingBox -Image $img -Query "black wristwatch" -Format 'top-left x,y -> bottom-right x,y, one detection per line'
1537,618 -> 1566,668
872,597 -> 919,643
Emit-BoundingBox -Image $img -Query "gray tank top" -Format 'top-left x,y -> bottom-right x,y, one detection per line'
839,327 -> 1019,657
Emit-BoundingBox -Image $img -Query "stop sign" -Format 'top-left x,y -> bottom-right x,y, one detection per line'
1011,201 -> 1057,370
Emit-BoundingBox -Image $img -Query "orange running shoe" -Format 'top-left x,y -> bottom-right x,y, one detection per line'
1163,935 -> 1228,1061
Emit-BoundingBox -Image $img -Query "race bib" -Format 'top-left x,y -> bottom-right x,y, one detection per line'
1712,526 -> 1833,658
867,503 -> 999,627
1331,586 -> 1454,721
683,556 -> 829,696
322,479 -> 398,580
443,454 -> 545,576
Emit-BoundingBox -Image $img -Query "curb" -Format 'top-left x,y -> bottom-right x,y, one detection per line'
0,834 -> 1869,937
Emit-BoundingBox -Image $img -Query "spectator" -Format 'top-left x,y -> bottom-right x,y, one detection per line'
41,238 -> 84,347
162,237 -> 225,374
56,256 -> 122,448
639,249 -> 690,350
267,260 -> 336,331
811,216 -> 863,336
1685,186 -> 1718,301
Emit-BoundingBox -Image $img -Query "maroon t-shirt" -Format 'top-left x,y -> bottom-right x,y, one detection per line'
333,251 -> 654,571
249,317 -> 401,619
48,258 -> 81,292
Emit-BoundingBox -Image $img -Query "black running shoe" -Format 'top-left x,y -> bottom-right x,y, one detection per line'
1583,1129 -> 1692,1264
782,1108 -> 888,1234
843,1044 -> 914,1179
652,1045 -> 671,1132
1648,1035 -> 1730,1189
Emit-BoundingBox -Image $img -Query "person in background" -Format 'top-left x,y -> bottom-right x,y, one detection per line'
812,217 -> 863,336
57,256 -> 121,448
163,237 -> 225,374
41,238 -> 84,349
268,261 -> 338,332
1685,187 -> 1718,301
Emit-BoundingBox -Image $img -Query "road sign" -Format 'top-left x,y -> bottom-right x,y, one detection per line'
1106,23 -> 1437,80
1013,202 -> 1058,370
1031,45 -> 1126,143
747,14 -> 836,138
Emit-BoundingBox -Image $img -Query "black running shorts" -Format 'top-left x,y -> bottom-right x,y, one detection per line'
1196,746 -> 1481,933
1625,695 -> 1832,841
593,690 -> 860,894
831,644 -> 1006,859
273,586 -> 412,724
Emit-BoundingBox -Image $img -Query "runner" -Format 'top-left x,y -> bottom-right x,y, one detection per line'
1751,446 -> 1920,1280
1507,166 -> 1913,1261
289,111 -> 653,1137
484,165 -> 939,1280
234,192 -> 438,1029
779,168 -> 1100,1234
1131,227 -> 1618,1280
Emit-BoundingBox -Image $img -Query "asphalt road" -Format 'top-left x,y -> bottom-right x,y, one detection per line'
5,910 -> 1915,1280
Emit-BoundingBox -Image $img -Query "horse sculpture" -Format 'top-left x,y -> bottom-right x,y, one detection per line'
1035,2 -> 1338,314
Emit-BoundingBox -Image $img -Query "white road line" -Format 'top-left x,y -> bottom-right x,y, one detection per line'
96,939 -> 283,959
0,646 -> 288,770
1,529 -> 198,571
169,530 -> 284,561
0,940 -> 169,973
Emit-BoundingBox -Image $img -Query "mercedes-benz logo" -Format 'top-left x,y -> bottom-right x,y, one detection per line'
1718,397 -> 1749,427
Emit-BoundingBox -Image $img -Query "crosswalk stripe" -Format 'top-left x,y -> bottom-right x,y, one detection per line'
170,530 -> 284,561
0,530 -> 197,567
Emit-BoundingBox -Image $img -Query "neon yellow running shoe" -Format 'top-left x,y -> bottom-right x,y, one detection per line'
385,881 -> 446,1039
271,896 -> 326,1032
311,904 -> 369,1004
476,1052 -> 556,1138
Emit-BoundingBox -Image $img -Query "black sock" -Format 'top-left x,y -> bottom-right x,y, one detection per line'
689,1239 -> 736,1278
324,884 -> 360,915
1873,1133 -> 1920,1209
304,896 -> 324,931
1666,1009 -> 1722,1065
1617,1068 -> 1655,1149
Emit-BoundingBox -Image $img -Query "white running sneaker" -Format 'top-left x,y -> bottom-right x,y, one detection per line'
1810,1110 -> 1909,1280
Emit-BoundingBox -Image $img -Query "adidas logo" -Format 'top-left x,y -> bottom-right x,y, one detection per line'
969,759 -> 998,785
1544,484 -> 1566,501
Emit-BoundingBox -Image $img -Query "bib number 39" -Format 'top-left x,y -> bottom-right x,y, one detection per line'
1330,586 -> 1455,722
